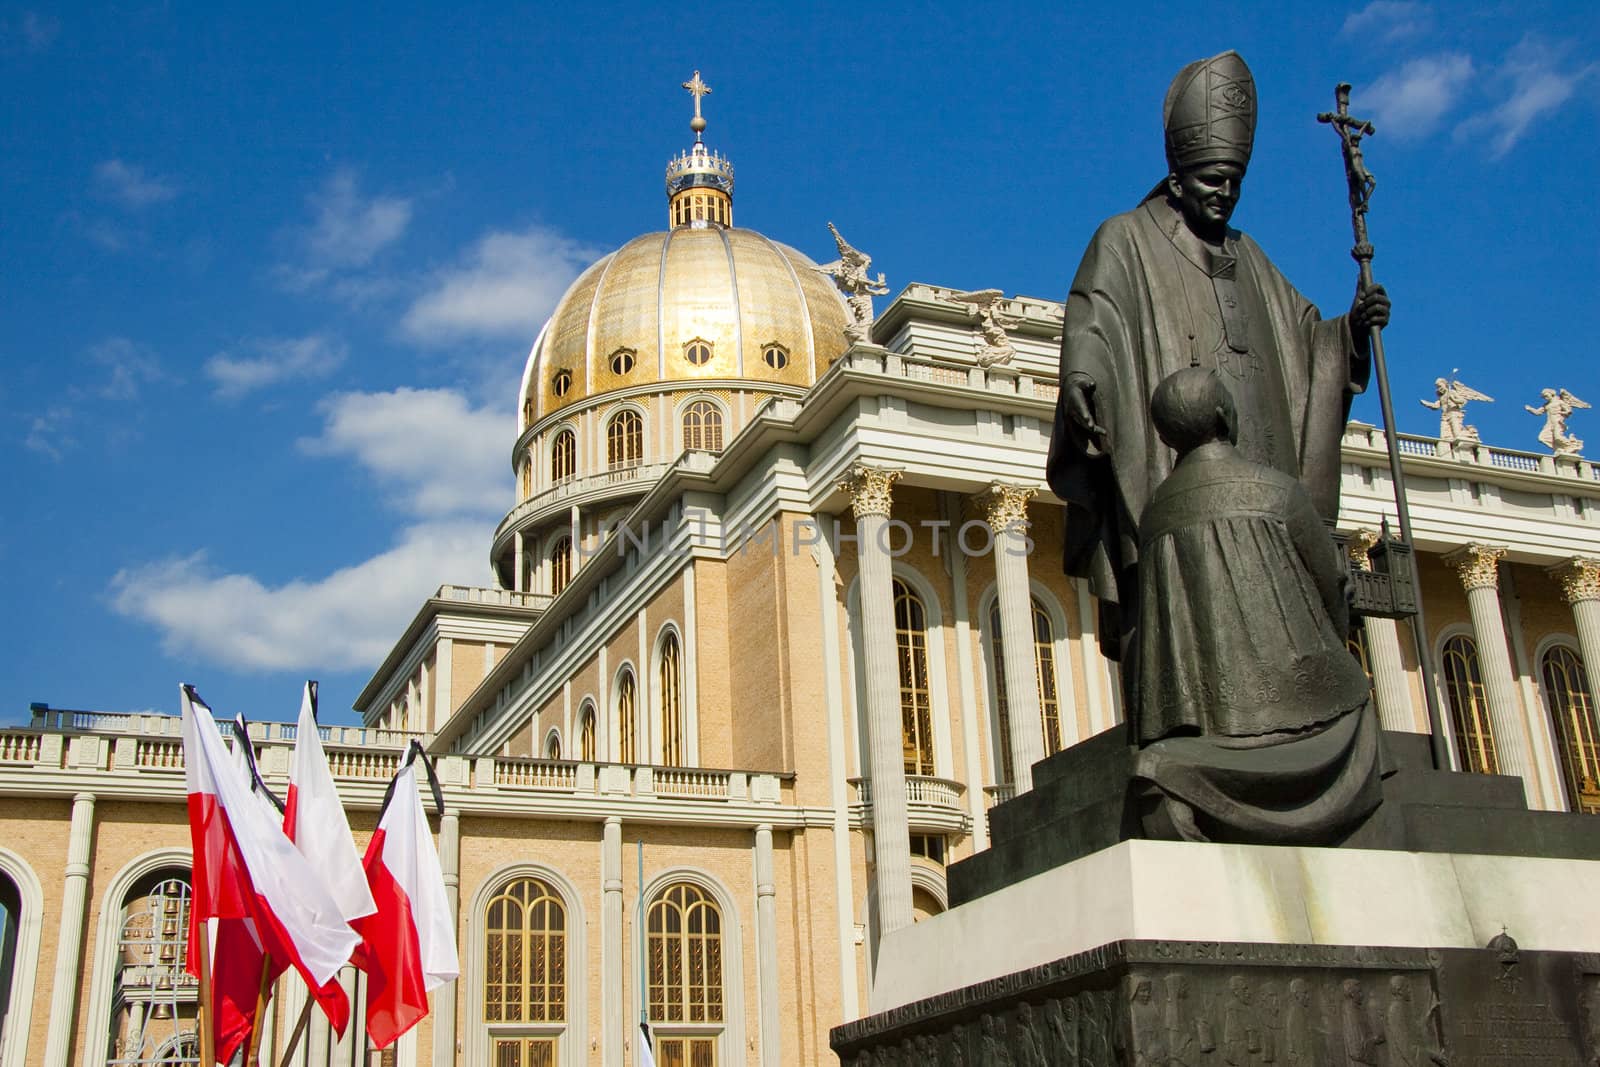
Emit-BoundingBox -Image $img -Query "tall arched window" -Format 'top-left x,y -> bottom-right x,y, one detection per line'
545,732 -> 562,761
107,872 -> 196,1064
520,455 -> 533,499
551,428 -> 577,484
1541,646 -> 1599,814
550,537 -> 572,596
894,579 -> 936,776
659,632 -> 684,767
1443,635 -> 1498,774
579,705 -> 596,762
607,410 -> 644,470
1347,624 -> 1372,682
617,669 -> 638,764
987,598 -> 1064,783
647,883 -> 724,1064
484,877 -> 567,1062
0,871 -> 20,1057
682,401 -> 724,453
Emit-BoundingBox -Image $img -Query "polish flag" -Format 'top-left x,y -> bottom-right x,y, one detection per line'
182,685 -> 362,1059
283,681 -> 376,1034
350,743 -> 459,1048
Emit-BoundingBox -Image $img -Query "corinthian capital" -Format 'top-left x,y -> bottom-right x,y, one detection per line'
1548,556 -> 1600,605
1346,527 -> 1380,571
980,482 -> 1037,534
839,465 -> 900,520
1444,543 -> 1507,592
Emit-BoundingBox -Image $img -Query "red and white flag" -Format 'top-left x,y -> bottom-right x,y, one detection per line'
284,681 -> 377,1034
351,743 -> 459,1048
182,685 -> 361,1058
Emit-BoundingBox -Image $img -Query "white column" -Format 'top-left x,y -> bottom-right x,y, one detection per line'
982,483 -> 1045,791
753,825 -> 781,1067
943,492 -> 990,850
1348,529 -> 1419,732
330,967 -> 358,1064
839,464 -> 913,936
432,809 -> 461,1066
1445,544 -> 1537,792
513,531 -> 525,593
1551,557 -> 1600,684
42,792 -> 95,1067
601,817 -> 624,1067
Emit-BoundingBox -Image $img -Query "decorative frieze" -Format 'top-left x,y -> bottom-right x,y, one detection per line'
839,464 -> 901,520
1444,543 -> 1507,592
1549,557 -> 1600,605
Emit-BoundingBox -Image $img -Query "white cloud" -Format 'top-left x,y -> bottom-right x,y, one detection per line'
205,335 -> 347,398
298,387 -> 510,517
1361,53 -> 1474,139
279,169 -> 413,289
1456,37 -> 1597,159
24,405 -> 75,460
88,337 -> 166,400
109,521 -> 490,672
94,159 -> 178,208
402,227 -> 596,343
112,384 -> 513,674
1341,1 -> 1432,42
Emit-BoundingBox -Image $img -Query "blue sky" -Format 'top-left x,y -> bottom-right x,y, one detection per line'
4,2 -> 1596,725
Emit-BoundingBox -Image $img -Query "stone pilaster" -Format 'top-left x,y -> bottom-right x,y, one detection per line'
839,463 -> 913,935
1445,544 -> 1536,790
601,816 -> 624,1067
433,809 -> 461,1066
42,792 -> 95,1067
981,482 -> 1046,791
754,824 -> 781,1067
1347,529 -> 1420,732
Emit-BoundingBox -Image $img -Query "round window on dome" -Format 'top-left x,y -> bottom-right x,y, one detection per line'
684,340 -> 713,367
610,348 -> 636,376
552,370 -> 572,397
762,343 -> 789,370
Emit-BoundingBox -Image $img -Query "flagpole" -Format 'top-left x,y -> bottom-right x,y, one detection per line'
196,920 -> 217,1067
245,953 -> 273,1065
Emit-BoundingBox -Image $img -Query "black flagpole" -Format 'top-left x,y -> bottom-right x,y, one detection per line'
1320,82 -> 1452,771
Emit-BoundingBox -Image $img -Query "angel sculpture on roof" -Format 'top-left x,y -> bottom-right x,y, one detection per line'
815,222 -> 888,341
1421,375 -> 1492,444
944,288 -> 1020,367
1525,388 -> 1589,456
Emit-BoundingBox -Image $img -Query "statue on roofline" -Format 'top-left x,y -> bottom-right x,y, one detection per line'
815,222 -> 888,342
1421,375 -> 1492,444
1526,387 -> 1589,456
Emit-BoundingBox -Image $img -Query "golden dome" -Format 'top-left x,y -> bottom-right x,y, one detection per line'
521,226 -> 849,424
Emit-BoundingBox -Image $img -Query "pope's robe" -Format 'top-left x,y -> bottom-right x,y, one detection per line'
1046,195 -> 1369,660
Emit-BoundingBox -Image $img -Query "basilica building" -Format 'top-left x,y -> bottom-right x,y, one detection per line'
1,85 -> 1597,1067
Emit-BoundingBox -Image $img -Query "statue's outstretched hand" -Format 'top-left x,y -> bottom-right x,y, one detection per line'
1064,371 -> 1108,448
1349,283 -> 1390,334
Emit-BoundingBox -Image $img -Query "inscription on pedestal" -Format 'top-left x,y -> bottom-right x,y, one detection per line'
1434,946 -> 1590,1066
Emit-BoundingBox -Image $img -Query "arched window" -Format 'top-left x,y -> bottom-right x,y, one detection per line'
617,670 -> 638,764
1347,624 -> 1373,683
579,705 -> 596,763
894,578 -> 936,776
0,872 -> 20,1057
659,632 -> 683,767
551,428 -> 576,484
647,883 -> 724,1063
683,339 -> 713,367
1541,646 -> 1599,814
607,410 -> 644,470
550,537 -> 572,596
987,598 -> 1065,783
484,877 -> 567,1062
545,732 -> 562,761
682,401 -> 724,453
1443,635 -> 1498,774
107,872 -> 196,1064
520,455 -> 533,499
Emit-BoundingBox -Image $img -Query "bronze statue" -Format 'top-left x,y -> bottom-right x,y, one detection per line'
1130,368 -> 1382,841
1045,52 -> 1389,843
1046,50 -> 1388,667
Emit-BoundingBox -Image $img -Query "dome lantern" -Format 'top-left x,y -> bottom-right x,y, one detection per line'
665,70 -> 734,229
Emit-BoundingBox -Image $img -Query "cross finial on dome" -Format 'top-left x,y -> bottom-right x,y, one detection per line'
683,70 -> 711,141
